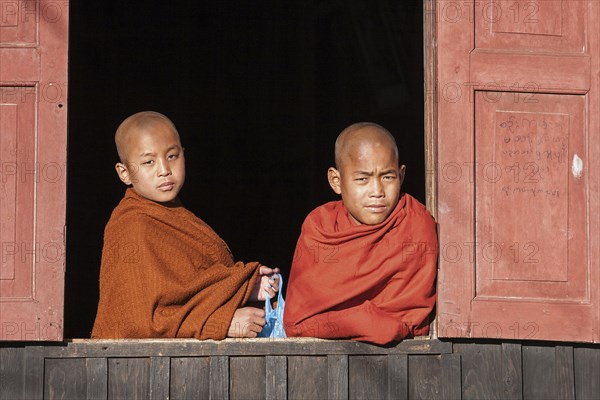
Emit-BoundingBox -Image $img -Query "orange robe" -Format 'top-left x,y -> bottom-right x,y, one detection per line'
284,194 -> 437,345
92,188 -> 260,339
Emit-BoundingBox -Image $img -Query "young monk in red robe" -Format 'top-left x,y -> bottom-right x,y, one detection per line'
284,122 -> 437,345
92,111 -> 280,339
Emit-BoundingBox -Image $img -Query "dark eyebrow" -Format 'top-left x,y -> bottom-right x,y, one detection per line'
139,145 -> 180,158
352,169 -> 397,176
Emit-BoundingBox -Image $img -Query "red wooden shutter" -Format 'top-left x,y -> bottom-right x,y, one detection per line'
436,0 -> 599,342
0,1 -> 68,340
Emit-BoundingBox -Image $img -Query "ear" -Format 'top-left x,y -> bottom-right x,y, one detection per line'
115,162 -> 132,185
398,164 -> 406,187
327,167 -> 342,195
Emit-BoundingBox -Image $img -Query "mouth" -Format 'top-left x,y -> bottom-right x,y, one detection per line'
365,204 -> 387,213
158,181 -> 175,191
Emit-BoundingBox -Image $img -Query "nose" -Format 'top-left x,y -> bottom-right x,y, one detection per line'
157,158 -> 171,177
369,179 -> 384,197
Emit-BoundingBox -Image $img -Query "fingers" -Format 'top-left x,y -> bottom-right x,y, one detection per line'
258,265 -> 273,275
271,274 -> 280,291
240,306 -> 265,319
264,272 -> 280,291
227,307 -> 267,338
228,323 -> 262,338
252,266 -> 282,301
266,274 -> 280,293
260,275 -> 280,300
244,325 -> 261,338
258,265 -> 281,276
259,286 -> 277,301
248,307 -> 266,321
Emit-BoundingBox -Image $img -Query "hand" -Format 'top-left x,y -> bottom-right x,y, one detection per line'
227,307 -> 266,338
249,265 -> 280,302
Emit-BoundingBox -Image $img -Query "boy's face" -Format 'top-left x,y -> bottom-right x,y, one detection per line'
328,141 -> 405,225
115,121 -> 185,203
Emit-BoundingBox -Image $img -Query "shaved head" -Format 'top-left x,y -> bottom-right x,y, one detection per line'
334,122 -> 399,170
115,111 -> 180,163
328,122 -> 405,225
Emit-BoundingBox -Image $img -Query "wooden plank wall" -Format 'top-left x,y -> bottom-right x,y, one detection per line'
1,339 -> 599,399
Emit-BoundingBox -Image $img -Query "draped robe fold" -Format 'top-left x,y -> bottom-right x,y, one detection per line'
92,188 -> 260,339
284,194 -> 438,345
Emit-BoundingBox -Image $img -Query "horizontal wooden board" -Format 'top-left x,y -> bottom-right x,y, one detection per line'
40,338 -> 452,358
1,340 -> 598,400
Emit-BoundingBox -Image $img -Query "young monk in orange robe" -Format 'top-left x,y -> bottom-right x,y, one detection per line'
92,111 -> 280,339
284,122 -> 437,345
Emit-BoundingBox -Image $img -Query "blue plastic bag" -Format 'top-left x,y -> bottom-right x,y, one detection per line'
258,274 -> 287,338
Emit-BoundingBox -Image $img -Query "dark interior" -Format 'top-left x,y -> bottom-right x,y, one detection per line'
65,0 -> 425,338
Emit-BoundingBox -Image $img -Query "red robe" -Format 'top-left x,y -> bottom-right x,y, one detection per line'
284,194 -> 437,345
92,188 -> 260,339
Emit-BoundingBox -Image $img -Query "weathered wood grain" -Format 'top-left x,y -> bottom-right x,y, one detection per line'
230,356 -> 265,400
209,355 -> 229,399
501,342 -> 522,400
574,346 -> 600,400
455,342 -> 503,400
440,353 -> 462,399
349,355 -> 387,399
23,346 -> 44,400
387,354 -> 408,400
0,346 -> 24,400
86,357 -> 108,400
409,353 -> 461,399
523,345 -> 555,400
170,357 -> 210,400
149,356 -> 170,400
287,356 -> 327,399
328,354 -> 348,400
42,338 -> 451,358
265,355 -> 287,400
555,345 -> 575,400
44,358 -> 86,399
107,357 -> 149,400
2,339 -> 599,400
410,354 -> 439,399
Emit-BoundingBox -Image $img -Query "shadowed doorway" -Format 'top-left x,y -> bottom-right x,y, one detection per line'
65,0 -> 425,338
